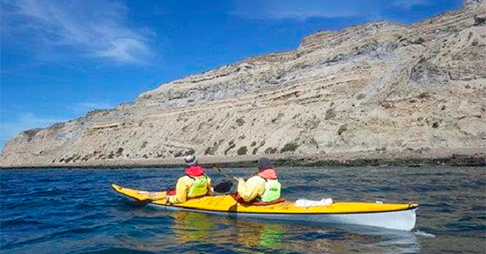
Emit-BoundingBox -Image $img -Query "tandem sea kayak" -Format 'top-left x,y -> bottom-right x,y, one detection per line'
111,184 -> 418,231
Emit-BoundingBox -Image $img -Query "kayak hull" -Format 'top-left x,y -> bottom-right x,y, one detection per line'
111,184 -> 417,231
149,202 -> 416,231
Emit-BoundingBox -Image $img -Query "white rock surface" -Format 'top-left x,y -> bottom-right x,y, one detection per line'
1,3 -> 485,167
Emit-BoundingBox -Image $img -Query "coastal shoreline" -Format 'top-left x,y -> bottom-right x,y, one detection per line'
2,3 -> 485,170
2,148 -> 485,169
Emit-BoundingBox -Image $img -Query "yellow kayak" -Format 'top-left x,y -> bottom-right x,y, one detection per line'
111,184 -> 418,231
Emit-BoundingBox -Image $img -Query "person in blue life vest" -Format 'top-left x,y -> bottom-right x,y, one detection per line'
236,157 -> 282,203
165,155 -> 213,204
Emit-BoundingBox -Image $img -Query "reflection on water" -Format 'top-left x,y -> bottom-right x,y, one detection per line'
1,166 -> 484,254
234,218 -> 286,249
169,211 -> 421,253
172,212 -> 217,243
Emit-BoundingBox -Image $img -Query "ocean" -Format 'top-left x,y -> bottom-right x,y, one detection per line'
1,165 -> 485,253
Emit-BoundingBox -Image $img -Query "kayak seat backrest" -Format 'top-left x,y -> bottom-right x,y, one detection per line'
231,193 -> 286,206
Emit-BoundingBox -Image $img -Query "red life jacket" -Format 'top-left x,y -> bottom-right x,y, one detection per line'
257,168 -> 278,180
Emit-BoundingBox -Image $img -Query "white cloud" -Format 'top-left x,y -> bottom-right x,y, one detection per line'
75,102 -> 115,112
0,100 -> 111,137
97,38 -> 151,64
0,113 -> 67,148
228,0 -> 432,21
2,0 -> 154,64
391,0 -> 431,10
0,101 -> 116,149
230,10 -> 358,20
229,0 -> 376,20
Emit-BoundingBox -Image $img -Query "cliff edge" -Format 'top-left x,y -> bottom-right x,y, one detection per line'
2,2 -> 485,168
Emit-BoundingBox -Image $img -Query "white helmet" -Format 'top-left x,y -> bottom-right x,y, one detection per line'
184,155 -> 198,166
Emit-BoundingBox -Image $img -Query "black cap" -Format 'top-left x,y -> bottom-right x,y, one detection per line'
257,157 -> 273,171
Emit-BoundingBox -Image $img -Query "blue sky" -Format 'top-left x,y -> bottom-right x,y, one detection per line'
0,0 -> 463,149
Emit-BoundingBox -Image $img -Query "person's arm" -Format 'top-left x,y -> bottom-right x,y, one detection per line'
168,177 -> 191,204
237,176 -> 266,202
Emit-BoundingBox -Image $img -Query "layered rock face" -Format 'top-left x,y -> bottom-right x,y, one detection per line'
2,3 -> 485,167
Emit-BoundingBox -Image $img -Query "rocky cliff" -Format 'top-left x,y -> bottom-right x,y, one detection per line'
2,2 -> 485,168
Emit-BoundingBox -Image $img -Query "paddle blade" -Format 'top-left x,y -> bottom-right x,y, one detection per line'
122,198 -> 151,207
214,180 -> 233,193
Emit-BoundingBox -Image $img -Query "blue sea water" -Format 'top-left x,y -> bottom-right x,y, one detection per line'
1,166 -> 485,253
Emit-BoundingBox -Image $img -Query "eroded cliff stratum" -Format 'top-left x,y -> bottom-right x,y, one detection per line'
2,3 -> 485,167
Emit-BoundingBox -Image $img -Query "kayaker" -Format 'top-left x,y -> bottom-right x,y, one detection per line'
236,157 -> 282,203
165,155 -> 213,204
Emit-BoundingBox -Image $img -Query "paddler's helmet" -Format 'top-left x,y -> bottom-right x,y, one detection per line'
184,155 -> 198,166
257,157 -> 273,171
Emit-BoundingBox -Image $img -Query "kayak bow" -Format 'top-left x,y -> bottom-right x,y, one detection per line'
111,184 -> 418,231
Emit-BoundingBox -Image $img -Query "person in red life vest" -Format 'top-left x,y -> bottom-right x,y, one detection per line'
165,155 -> 213,204
237,157 -> 282,203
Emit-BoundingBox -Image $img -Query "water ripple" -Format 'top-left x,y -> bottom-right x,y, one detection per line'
1,166 -> 485,254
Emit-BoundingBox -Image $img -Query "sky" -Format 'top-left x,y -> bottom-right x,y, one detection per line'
0,0 -> 464,150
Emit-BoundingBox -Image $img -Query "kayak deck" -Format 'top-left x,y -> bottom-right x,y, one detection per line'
111,184 -> 417,214
111,184 -> 418,230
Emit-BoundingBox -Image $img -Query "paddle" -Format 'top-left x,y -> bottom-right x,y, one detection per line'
213,180 -> 233,193
137,180 -> 233,204
211,164 -> 239,181
133,165 -> 236,204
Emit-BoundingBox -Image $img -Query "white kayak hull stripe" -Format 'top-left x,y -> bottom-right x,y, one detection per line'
148,203 -> 417,231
